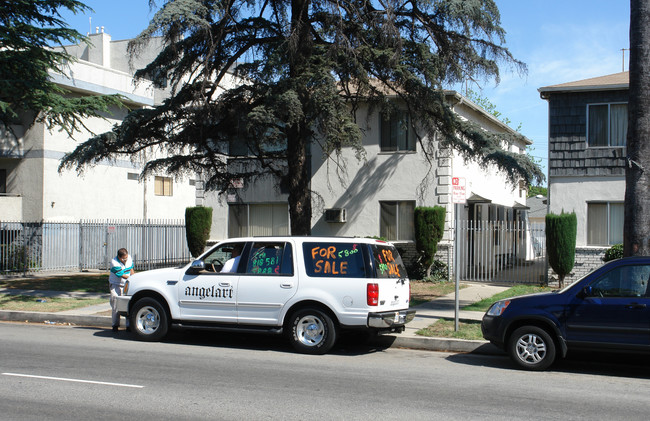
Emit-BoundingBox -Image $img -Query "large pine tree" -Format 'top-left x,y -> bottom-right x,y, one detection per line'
60,0 -> 544,235
0,0 -> 123,136
625,0 -> 650,256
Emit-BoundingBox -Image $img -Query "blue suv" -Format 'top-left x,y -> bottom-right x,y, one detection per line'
482,257 -> 650,370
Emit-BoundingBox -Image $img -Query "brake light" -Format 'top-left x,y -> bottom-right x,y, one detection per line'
367,283 -> 379,306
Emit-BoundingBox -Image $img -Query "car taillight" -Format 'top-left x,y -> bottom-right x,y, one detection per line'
367,283 -> 379,306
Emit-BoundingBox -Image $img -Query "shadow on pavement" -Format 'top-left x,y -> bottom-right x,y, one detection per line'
446,349 -> 650,379
91,326 -> 395,356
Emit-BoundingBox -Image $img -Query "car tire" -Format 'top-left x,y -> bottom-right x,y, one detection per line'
130,297 -> 169,342
508,326 -> 556,371
287,308 -> 337,355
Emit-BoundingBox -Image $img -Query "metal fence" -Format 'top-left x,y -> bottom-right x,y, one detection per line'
455,220 -> 547,284
0,220 -> 192,275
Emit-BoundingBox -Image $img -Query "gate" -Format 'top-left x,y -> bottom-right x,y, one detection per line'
455,219 -> 547,284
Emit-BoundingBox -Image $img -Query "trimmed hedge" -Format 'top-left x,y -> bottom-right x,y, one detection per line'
414,206 -> 446,277
603,243 -> 624,262
185,207 -> 213,257
546,211 -> 577,288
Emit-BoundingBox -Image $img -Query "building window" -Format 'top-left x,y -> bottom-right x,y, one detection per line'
154,176 -> 173,196
587,202 -> 624,245
587,103 -> 627,147
228,203 -> 289,237
380,111 -> 416,152
380,201 -> 415,241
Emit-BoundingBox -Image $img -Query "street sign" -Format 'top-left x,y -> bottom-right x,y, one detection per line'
452,177 -> 466,204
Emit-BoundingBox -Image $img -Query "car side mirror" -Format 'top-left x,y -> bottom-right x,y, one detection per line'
186,259 -> 205,275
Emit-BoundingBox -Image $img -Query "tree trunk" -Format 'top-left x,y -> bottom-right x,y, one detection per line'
625,0 -> 650,256
286,0 -> 313,236
287,125 -> 312,236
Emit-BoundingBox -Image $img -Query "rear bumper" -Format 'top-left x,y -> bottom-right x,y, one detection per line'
368,309 -> 416,328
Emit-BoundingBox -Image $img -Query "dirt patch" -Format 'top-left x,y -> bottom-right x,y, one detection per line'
410,280 -> 458,304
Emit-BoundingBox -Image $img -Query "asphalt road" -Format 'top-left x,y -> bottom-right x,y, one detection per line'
2,322 -> 650,420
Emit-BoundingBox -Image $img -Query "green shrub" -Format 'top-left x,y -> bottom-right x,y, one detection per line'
422,260 -> 448,282
546,211 -> 577,288
603,243 -> 623,262
185,207 -> 213,257
414,206 -> 446,277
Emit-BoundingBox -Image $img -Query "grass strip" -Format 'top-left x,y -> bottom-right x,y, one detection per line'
416,318 -> 483,341
463,285 -> 552,312
0,294 -> 107,312
0,274 -> 108,293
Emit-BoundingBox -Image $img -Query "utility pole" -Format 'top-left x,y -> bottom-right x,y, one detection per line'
621,48 -> 630,71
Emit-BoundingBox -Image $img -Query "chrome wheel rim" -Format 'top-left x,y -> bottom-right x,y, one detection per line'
515,333 -> 547,364
296,315 -> 325,347
135,306 -> 160,335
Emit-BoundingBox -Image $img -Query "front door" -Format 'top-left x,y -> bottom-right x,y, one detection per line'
178,242 -> 246,323
565,263 -> 650,349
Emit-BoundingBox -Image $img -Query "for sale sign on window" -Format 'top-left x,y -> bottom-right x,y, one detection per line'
452,177 -> 466,204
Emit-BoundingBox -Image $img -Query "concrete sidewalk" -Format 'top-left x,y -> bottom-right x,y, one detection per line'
385,283 -> 507,353
0,283 -> 509,354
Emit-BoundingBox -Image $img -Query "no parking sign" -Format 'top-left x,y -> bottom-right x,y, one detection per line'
452,177 -> 466,204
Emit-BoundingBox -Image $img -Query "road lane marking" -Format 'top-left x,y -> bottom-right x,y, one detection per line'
2,373 -> 144,388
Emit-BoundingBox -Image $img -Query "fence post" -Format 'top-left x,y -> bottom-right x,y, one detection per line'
79,221 -> 83,271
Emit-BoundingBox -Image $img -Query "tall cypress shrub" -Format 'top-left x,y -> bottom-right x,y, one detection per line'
545,211 -> 577,288
414,206 -> 446,277
185,207 -> 213,257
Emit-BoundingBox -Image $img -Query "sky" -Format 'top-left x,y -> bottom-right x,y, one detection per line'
57,0 -> 632,186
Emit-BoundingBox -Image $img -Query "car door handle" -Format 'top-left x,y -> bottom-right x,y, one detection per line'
280,283 -> 294,289
626,303 -> 646,309
219,282 -> 231,287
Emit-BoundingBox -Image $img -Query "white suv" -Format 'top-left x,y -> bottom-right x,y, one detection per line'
117,237 -> 415,354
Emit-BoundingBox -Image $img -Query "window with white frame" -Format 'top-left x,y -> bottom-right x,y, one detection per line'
228,203 -> 289,237
154,176 -> 173,196
587,103 -> 627,147
587,202 -> 624,245
380,201 -> 415,241
380,110 -> 416,152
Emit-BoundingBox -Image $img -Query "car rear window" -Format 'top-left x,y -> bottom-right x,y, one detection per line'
303,242 -> 366,278
371,244 -> 406,279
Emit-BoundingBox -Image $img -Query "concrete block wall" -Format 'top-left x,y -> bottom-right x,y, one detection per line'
392,241 -> 454,281
547,246 -> 608,287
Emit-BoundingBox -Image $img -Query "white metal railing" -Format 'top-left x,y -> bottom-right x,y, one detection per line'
455,219 -> 547,284
1,219 -> 192,274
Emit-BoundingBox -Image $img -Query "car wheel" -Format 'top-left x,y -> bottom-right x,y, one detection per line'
288,308 -> 337,355
508,326 -> 556,371
130,297 -> 169,342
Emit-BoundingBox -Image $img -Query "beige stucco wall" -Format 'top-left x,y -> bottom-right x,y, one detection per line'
549,175 -> 625,247
9,52 -> 200,222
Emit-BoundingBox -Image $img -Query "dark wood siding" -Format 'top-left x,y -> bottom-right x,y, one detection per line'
547,90 -> 628,177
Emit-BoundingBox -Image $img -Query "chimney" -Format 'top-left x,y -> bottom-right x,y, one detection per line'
87,29 -> 111,68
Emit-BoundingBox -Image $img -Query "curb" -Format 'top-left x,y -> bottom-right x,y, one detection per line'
0,310 -> 112,328
0,310 -> 502,355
